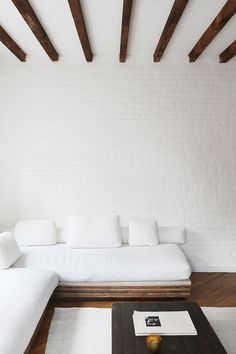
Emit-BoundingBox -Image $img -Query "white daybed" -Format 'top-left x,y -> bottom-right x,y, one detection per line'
12,226 -> 191,299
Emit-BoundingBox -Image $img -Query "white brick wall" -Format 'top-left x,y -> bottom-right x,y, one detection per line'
0,58 -> 236,271
183,226 -> 236,272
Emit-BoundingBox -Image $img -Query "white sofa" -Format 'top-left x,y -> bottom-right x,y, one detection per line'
0,268 -> 58,354
11,226 -> 191,299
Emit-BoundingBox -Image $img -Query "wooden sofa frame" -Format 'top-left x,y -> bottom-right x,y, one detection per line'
53,284 -> 191,300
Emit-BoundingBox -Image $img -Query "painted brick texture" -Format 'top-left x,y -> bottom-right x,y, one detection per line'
0,59 -> 236,271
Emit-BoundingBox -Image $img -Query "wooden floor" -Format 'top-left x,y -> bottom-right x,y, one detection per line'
29,272 -> 236,354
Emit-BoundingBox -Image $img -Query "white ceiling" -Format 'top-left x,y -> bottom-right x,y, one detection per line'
0,0 -> 235,63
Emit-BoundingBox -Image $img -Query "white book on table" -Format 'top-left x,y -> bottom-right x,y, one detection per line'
133,311 -> 197,336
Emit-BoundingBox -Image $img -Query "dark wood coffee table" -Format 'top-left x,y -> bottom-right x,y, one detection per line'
112,301 -> 226,354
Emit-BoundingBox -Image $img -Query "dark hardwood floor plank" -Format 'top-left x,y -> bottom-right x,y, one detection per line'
189,273 -> 236,307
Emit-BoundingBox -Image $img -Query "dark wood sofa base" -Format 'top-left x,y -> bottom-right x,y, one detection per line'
53,284 -> 191,300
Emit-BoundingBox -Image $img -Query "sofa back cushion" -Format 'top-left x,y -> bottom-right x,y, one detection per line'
59,225 -> 186,245
128,218 -> 159,246
67,215 -> 122,248
15,220 -> 57,246
121,226 -> 185,245
0,232 -> 21,270
159,227 -> 186,244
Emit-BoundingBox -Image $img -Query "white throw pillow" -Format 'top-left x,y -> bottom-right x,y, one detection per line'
67,215 -> 122,248
129,218 -> 159,246
0,232 -> 21,270
14,219 -> 57,246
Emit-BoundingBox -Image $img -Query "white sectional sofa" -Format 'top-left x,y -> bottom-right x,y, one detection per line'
0,222 -> 191,354
0,268 -> 58,354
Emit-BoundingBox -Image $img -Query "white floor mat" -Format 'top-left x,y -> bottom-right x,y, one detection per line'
45,308 -> 111,354
202,307 -> 236,354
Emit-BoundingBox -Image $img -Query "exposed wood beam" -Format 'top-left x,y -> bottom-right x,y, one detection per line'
219,40 -> 236,62
153,0 -> 189,62
120,0 -> 133,62
0,25 -> 26,61
67,0 -> 93,62
11,0 -> 58,61
189,0 -> 236,62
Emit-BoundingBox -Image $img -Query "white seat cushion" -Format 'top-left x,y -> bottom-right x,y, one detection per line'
0,268 -> 58,354
13,244 -> 191,282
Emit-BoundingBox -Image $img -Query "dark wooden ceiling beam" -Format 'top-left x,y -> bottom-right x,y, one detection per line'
219,40 -> 236,62
11,0 -> 58,61
189,0 -> 236,62
67,0 -> 93,62
0,25 -> 26,61
153,0 -> 189,62
120,0 -> 133,62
